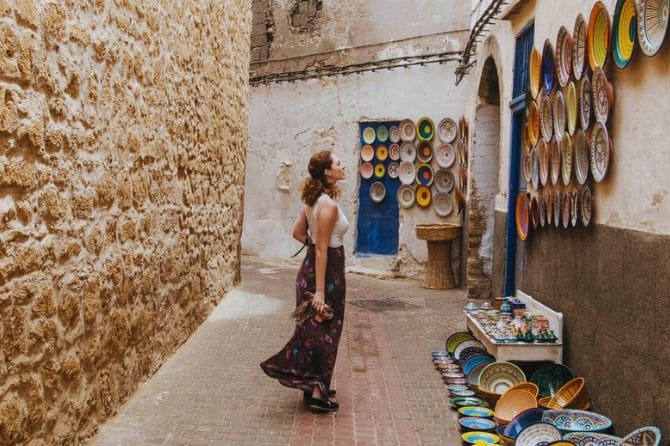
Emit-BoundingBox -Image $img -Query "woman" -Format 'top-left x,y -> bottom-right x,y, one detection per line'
260,150 -> 348,412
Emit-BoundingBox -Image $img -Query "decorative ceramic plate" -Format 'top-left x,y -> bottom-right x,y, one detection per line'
588,2 -> 611,70
389,143 -> 401,161
543,409 -> 613,434
451,388 -> 476,398
454,340 -> 486,360
399,119 -> 416,142
376,144 -> 388,161
573,130 -> 590,185
562,132 -> 573,186
592,67 -> 614,124
397,184 -> 415,208
416,163 -> 434,186
459,347 -> 489,363
445,376 -> 468,385
494,389 -> 539,425
571,190 -> 579,227
532,147 -> 540,191
539,194 -> 547,227
528,101 -> 541,146
376,125 -> 389,143
462,431 -> 499,445
438,117 -> 458,143
360,162 -> 373,179
458,406 -> 495,418
387,162 -> 400,179
389,125 -> 400,143
442,371 -> 465,380
556,26 -> 574,88
564,432 -> 623,446
400,142 -> 416,162
446,332 -> 475,353
546,191 -> 554,227
374,163 -> 385,179
434,168 -> 455,193
579,75 -> 592,130
590,121 -> 610,182
361,144 -> 374,162
446,383 -> 469,392
613,0 -> 638,68
539,139 -> 550,186
416,185 -> 431,207
463,354 -> 495,376
362,126 -> 376,144
503,408 -> 545,439
551,139 -> 561,186
450,396 -> 485,408
637,0 -> 670,56
417,141 -> 433,163
466,362 -> 489,387
541,94 -> 554,143
542,39 -> 556,94
479,362 -> 526,394
621,426 -> 663,446
515,422 -> 562,446
581,185 -> 593,227
530,47 -> 542,99
370,181 -> 386,203
553,91 -> 566,141
566,82 -> 578,136
416,117 -> 435,141
573,14 -> 588,80
516,193 -> 530,241
523,150 -> 533,186
435,143 -> 456,168
433,193 -> 453,217
399,161 -> 415,185
553,191 -> 561,227
459,417 -> 497,432
531,196 -> 539,229
562,193 -> 571,228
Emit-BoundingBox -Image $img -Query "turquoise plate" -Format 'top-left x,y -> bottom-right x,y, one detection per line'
458,406 -> 494,418
458,416 -> 497,432
461,431 -> 500,444
450,396 -> 485,407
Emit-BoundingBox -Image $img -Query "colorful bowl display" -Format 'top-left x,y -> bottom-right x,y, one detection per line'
479,362 -> 527,395
415,185 -> 432,207
463,354 -> 495,377
458,406 -> 495,418
563,432 -> 623,446
562,132 -> 573,186
417,141 -> 433,163
458,416 -> 497,432
494,389 -> 538,425
415,163 -> 434,186
588,1 -> 611,70
547,377 -> 590,410
446,331 -> 475,353
637,0 -> 670,56
530,47 -> 542,99
370,181 -> 386,203
573,14 -> 588,80
542,409 -> 613,434
416,117 -> 435,141
620,426 -> 663,446
399,119 -> 416,142
612,0 -> 638,68
461,431 -> 500,445
450,396 -> 485,408
542,39 -> 556,94
515,422 -> 562,446
516,192 -> 530,241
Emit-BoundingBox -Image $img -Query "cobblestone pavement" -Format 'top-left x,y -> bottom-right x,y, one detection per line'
91,256 -> 469,445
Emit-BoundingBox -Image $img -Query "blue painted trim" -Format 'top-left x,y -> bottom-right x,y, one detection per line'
504,111 -> 523,296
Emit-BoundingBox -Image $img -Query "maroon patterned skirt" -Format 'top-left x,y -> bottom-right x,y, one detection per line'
260,244 -> 346,396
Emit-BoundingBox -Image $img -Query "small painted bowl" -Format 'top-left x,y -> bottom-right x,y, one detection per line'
451,389 -> 476,398
461,430 -> 500,445
542,409 -> 612,434
450,396 -> 485,408
563,432 -> 623,446
458,406 -> 494,418
446,384 -> 469,392
459,416 -> 497,432
444,377 -> 468,385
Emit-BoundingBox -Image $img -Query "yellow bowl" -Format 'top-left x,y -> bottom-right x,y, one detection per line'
529,47 -> 541,99
494,389 -> 538,425
548,377 -> 591,410
587,1 -> 610,70
506,382 -> 539,398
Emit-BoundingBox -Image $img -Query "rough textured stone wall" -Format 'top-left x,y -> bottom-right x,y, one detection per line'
0,1 -> 250,444
250,0 -> 273,64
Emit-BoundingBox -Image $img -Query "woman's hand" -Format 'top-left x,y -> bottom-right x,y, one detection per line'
311,291 -> 326,315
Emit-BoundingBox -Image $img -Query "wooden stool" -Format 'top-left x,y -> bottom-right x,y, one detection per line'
415,223 -> 461,289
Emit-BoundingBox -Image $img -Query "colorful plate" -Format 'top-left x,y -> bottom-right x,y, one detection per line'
621,426 -> 663,446
592,67 -> 614,124
434,168 -> 455,193
463,354 -> 495,376
399,119 -> 416,142
543,409 -> 613,434
578,75 -> 592,130
540,94 -> 554,143
563,432 -> 623,446
542,39 -> 556,94
523,150 -> 533,186
556,26 -> 574,88
400,142 -> 416,162
566,81 -> 578,136
433,193 -> 453,217
459,417 -> 497,432
581,185 -> 593,227
376,144 -> 388,161
461,431 -> 500,445
546,191 -> 554,227
399,161 -> 415,185
416,117 -> 435,141
553,91 -> 566,141
370,181 -> 386,202
389,125 -> 400,143
360,162 -> 373,179
397,184 -> 415,208
590,121 -> 610,182
360,144 -> 374,162
415,185 -> 432,207
376,125 -> 389,143
435,143 -> 456,168
374,163 -> 385,179
574,130 -> 589,185
588,1 -> 611,70
528,101 -> 541,146
446,331 -> 475,353
550,139 -> 561,186
458,406 -> 495,418
613,0 -> 638,68
389,143 -> 401,161
450,396 -> 485,408
562,132 -> 573,186
454,340 -> 486,360
637,0 -> 669,56
573,14 -> 588,80
539,139 -> 549,186
479,362 -> 526,395
515,422 -> 562,446
416,163 -> 434,186
467,361 -> 490,387
516,192 -> 530,241
417,141 -> 433,163
362,126 -> 376,144
530,47 -> 541,99
438,117 -> 458,143
387,162 -> 400,179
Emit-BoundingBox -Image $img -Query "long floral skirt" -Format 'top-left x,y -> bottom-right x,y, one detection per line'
260,244 -> 346,396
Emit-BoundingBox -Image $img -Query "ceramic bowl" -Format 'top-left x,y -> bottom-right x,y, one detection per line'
515,422 -> 562,446
494,389 -> 538,425
459,416 -> 497,432
637,0 -> 670,57
446,383 -> 469,392
450,396 -> 485,408
542,409 -> 612,434
620,426 -> 663,446
461,431 -> 500,445
463,354 -> 495,377
479,362 -> 527,395
442,371 -> 465,379
563,432 -> 623,446
539,396 -> 553,409
437,362 -> 460,372
506,382 -> 539,398
530,364 -> 575,398
459,347 -> 490,363
416,117 -> 435,141
467,362 -> 492,388
444,376 -> 467,385
496,426 -> 514,446
451,389 -> 476,398
503,407 -> 544,439
458,406 -> 495,419
548,377 -> 590,410
454,340 -> 486,361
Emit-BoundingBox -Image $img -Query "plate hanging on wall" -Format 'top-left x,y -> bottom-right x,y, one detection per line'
573,129 -> 590,185
433,193 -> 454,217
553,90 -> 566,141
516,192 -> 530,241
592,67 -> 614,124
542,39 -> 556,94
556,26 -> 574,88
562,192 -> 572,228
523,149 -> 533,187
387,162 -> 400,179
389,125 -> 401,143
539,139 -> 550,187
376,144 -> 388,161
579,75 -> 592,130
528,101 -> 541,146
362,126 -> 376,144
398,161 -> 415,185
588,1 -> 611,70
360,144 -> 374,162
376,125 -> 389,143
416,117 -> 435,141
437,118 -> 458,143
389,143 -> 401,161
531,196 -> 539,229
370,181 -> 386,203
416,163 -> 434,187
531,146 -> 540,192
397,184 -> 415,208
434,168 -> 455,193
530,47 -> 542,99
581,185 -> 593,227
553,191 -> 561,227
399,119 -> 416,142
562,131 -> 573,186
612,0 -> 638,68
637,0 -> 670,56
571,190 -> 579,227
417,141 -> 433,163
540,94 -> 554,143
590,121 -> 611,182
400,142 -> 416,162
360,162 -> 373,179
374,163 -> 386,179
573,14 -> 588,80
539,194 -> 547,227
566,81 -> 578,136
415,185 -> 432,207
435,143 -> 456,168
550,138 -> 561,186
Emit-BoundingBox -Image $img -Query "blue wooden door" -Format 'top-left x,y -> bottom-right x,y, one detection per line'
356,121 -> 400,255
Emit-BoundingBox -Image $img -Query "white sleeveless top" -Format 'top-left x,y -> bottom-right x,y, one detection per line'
305,194 -> 349,248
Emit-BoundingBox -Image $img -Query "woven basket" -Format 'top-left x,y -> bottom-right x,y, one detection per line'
415,223 -> 460,241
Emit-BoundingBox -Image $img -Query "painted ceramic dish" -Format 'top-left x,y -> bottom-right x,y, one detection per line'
479,362 -> 526,395
637,0 -> 670,56
573,130 -> 590,185
503,407 -> 544,439
416,117 -> 435,141
531,196 -> 539,229
539,194 -> 547,227
494,389 -> 538,425
389,125 -> 400,143
543,409 -> 612,434
613,0 -> 638,68
458,406 -> 495,418
374,163 -> 385,179
360,162 -> 373,179
451,388 -> 476,398
588,1 -> 611,70
592,67 -> 614,124
579,75 -> 592,130
454,340 -> 486,360
516,192 -> 530,241
467,362 -> 490,387
399,119 -> 416,142
451,396 -> 486,408
553,91 -> 566,141
398,161 -> 415,185
446,332 -> 475,353
551,139 -> 561,186
445,376 -> 468,385
542,39 -> 556,94
563,432 -> 623,446
370,181 -> 386,203
360,144 -> 374,162
561,132 -> 573,186
434,168 -> 455,193
400,142 -> 416,162
415,163 -> 434,186
528,100 -> 541,146
463,354 -> 495,377
573,14 -> 588,80
541,94 -> 554,143
435,143 -> 456,168
562,193 -> 571,228
539,139 -> 550,186
459,417 -> 497,432
376,125 -> 389,143
389,143 -> 401,161
556,26 -> 574,88
566,82 -> 577,136
590,121 -> 610,182
523,150 -> 533,186
530,47 -> 542,99
376,144 -> 388,161
549,377 -> 590,410
571,190 -> 579,227
581,186 -> 593,227
433,193 -> 453,217
462,431 -> 500,445
387,162 -> 399,179
415,185 -> 431,207
438,117 -> 458,143
621,426 -> 663,446
417,141 -> 433,163
531,147 -> 540,192
459,347 -> 489,363
515,422 -> 562,446
446,383 -> 469,392
362,126 -> 376,144
553,191 -> 561,228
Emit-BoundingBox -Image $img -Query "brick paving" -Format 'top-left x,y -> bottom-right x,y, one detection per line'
91,256 -> 469,445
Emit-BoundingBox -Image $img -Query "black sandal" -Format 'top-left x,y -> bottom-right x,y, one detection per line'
305,396 -> 339,412
303,389 -> 336,399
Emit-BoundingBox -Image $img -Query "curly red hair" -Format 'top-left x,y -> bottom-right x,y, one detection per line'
301,150 -> 339,207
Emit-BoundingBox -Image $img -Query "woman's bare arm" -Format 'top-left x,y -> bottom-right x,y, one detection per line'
292,212 -> 308,243
312,200 -> 337,314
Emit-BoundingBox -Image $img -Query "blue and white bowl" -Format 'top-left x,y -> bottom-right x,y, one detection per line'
563,432 -> 623,446
542,409 -> 613,434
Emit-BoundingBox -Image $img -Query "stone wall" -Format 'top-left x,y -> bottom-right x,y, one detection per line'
0,1 -> 250,444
